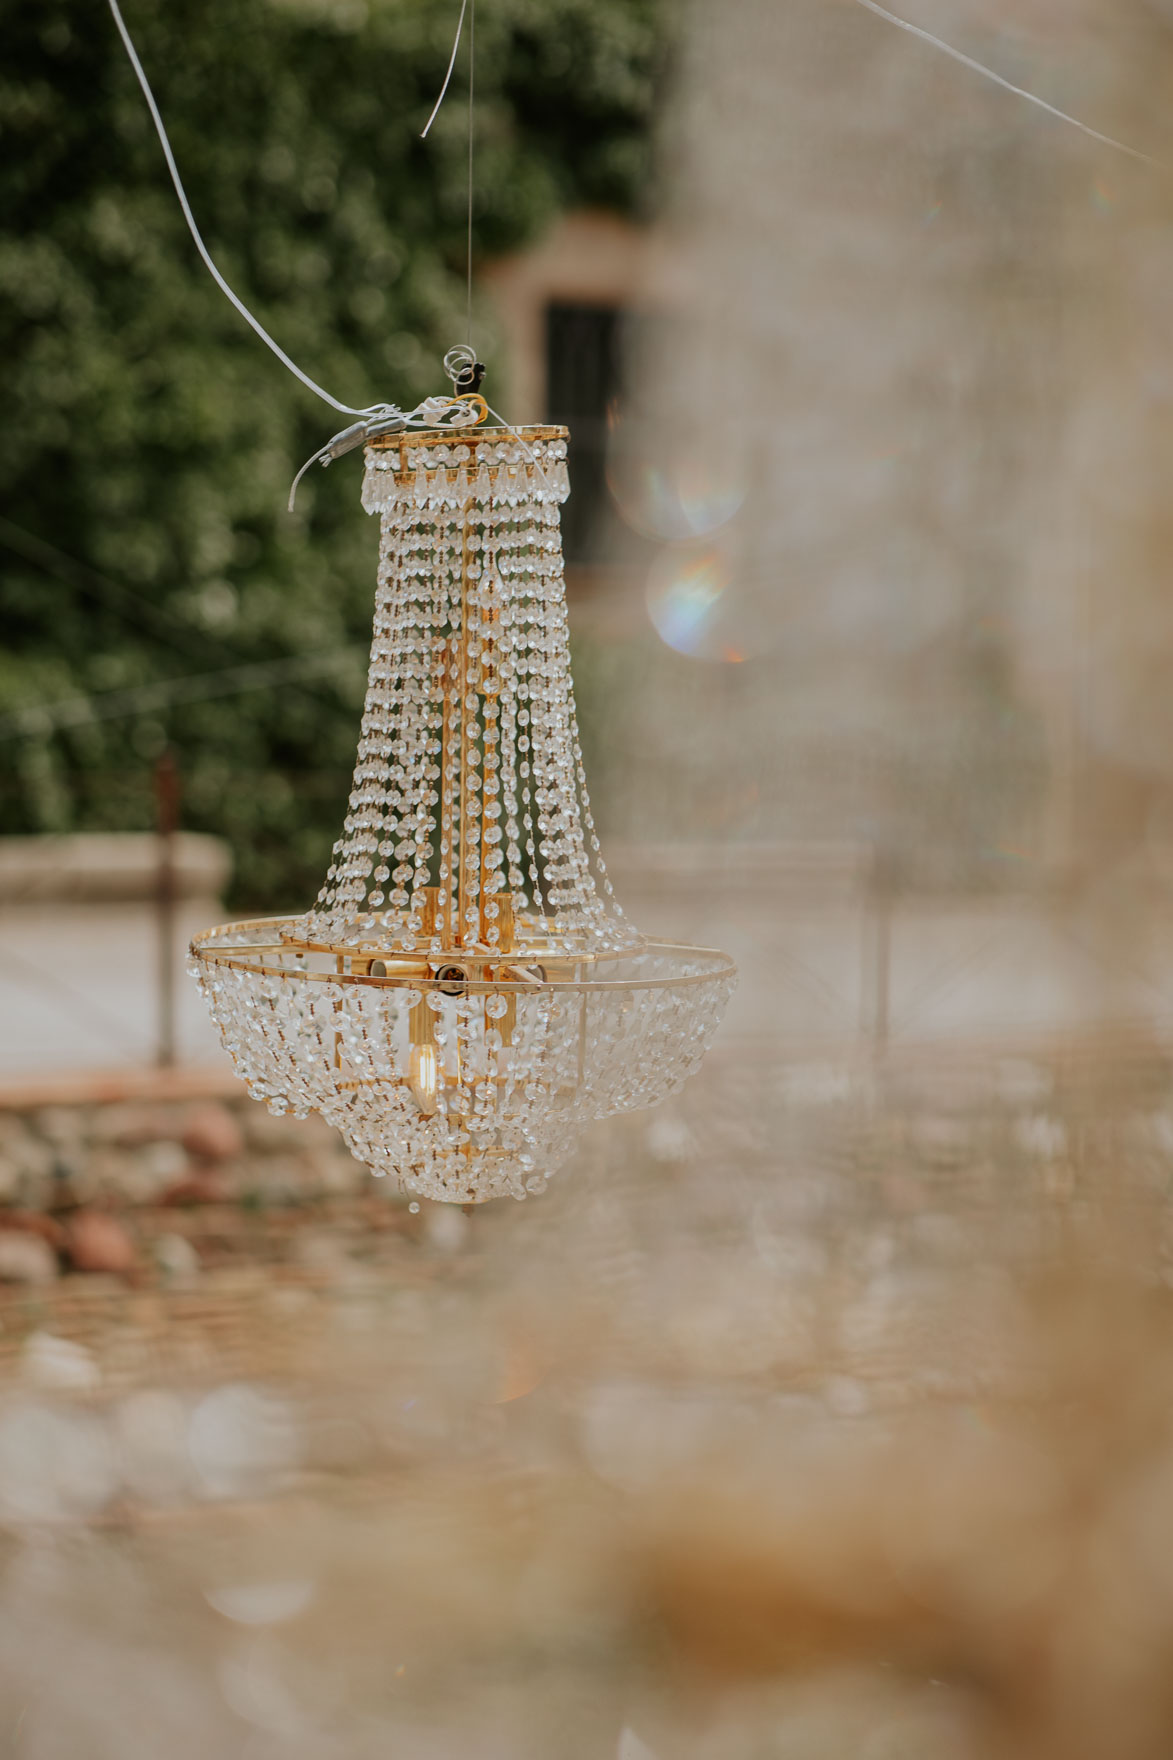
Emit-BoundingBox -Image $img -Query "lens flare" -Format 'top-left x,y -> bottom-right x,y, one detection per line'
646,543 -> 750,664
607,422 -> 744,542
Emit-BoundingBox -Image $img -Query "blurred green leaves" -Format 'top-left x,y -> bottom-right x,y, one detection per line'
0,0 -> 663,906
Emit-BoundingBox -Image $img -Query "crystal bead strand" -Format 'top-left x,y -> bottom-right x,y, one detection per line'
363,501 -> 416,930
380,536 -> 424,942
305,429 -> 647,959
499,584 -> 526,908
540,498 -> 609,939
528,497 -> 585,944
492,483 -> 526,910
355,543 -> 410,926
402,507 -> 451,935
396,507 -> 436,929
435,526 -> 458,951
378,528 -> 415,936
512,498 -> 546,923
357,546 -> 401,919
315,501 -> 407,925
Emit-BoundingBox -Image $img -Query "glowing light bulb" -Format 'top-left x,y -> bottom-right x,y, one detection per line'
408,1043 -> 439,1116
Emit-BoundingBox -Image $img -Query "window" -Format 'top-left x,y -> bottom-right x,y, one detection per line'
544,302 -> 626,565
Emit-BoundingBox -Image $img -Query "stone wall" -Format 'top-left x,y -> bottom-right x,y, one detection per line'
0,1083 -> 423,1287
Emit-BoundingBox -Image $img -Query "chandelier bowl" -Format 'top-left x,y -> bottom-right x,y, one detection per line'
192,921 -> 735,1201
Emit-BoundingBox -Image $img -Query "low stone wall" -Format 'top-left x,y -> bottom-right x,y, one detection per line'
0,831 -> 233,1074
0,1085 -> 422,1286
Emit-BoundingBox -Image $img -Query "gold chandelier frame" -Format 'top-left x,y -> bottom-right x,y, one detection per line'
192,923 -> 736,994
189,418 -> 736,1199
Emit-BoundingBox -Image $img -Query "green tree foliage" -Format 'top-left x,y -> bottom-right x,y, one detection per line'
0,0 -> 662,906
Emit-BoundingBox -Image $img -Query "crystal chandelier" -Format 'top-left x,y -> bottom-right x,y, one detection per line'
191,408 -> 736,1202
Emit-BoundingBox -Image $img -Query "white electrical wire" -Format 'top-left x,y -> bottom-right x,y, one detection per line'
421,0 -> 470,139
418,0 -> 477,345
111,0 -> 1166,452
109,0 -> 507,509
106,0 -> 394,419
854,0 -> 1165,170
467,0 -> 476,346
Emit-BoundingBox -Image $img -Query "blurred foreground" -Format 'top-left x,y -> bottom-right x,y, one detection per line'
6,0 -> 1173,1752
0,1034 -> 1171,1757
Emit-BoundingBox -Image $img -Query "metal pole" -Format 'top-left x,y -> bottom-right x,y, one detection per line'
870,840 -> 894,1055
154,749 -> 180,1068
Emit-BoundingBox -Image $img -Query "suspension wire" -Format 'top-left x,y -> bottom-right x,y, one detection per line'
420,0 -> 477,349
109,0 -> 1166,455
0,649 -> 364,741
467,0 -> 476,348
110,0 -> 551,501
106,0 -> 390,418
0,515 -> 241,665
0,516 -> 351,708
853,0 -> 1164,170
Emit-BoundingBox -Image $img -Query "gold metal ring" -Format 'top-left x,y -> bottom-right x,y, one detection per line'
447,393 -> 488,426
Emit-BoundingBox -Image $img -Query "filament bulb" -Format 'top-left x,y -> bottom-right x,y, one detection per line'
409,1043 -> 440,1117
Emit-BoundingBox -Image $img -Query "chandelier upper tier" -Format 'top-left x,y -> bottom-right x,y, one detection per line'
191,418 -> 736,1203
